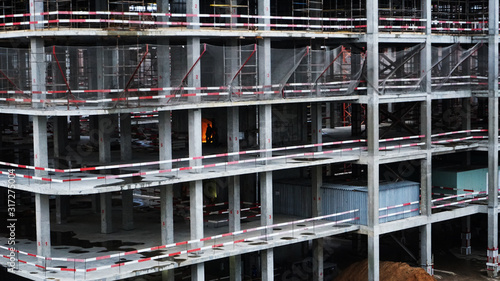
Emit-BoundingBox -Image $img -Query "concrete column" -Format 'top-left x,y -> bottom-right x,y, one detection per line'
186,1 -> 203,272
419,0 -> 433,274
98,115 -> 112,163
228,107 -> 242,281
261,249 -> 273,281
312,165 -> 323,280
159,111 -> 173,170
18,115 -> 28,138
53,116 -> 68,159
33,116 -> 48,178
70,116 -> 80,143
161,184 -> 174,281
366,0 -> 380,279
120,113 -> 132,161
89,116 -> 99,147
35,193 -> 51,261
122,190 -> 134,230
161,185 -> 174,244
311,103 -> 322,151
30,38 -> 46,109
190,180 -> 204,279
158,37 -> 171,105
487,0 -> 499,275
461,216 -> 472,255
100,192 -> 113,234
56,195 -> 69,225
30,0 -> 44,30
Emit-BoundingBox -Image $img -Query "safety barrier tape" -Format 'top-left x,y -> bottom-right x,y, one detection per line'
1,76 -> 483,97
0,139 -> 366,173
1,134 -> 483,183
432,191 -> 487,203
378,201 -> 419,212
207,213 -> 261,224
379,208 -> 420,219
0,18 -> 367,30
431,196 -> 486,209
431,129 -> 488,137
0,209 -> 358,265
83,215 -> 360,273
432,185 -> 491,193
0,10 -> 367,23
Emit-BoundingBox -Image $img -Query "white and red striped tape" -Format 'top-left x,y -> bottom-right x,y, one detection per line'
379,208 -> 420,219
378,201 -> 419,212
0,209 -> 359,267
432,191 -> 487,203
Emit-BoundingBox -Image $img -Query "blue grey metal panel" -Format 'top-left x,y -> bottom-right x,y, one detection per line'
322,181 -> 420,225
273,179 -> 312,217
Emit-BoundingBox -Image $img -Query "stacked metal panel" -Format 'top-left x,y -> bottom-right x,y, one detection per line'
273,179 -> 312,217
322,180 -> 420,225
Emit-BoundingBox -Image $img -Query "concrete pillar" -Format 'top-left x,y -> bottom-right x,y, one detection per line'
158,37 -> 171,105
461,216 -> 472,255
122,190 -> 134,230
98,115 -> 112,163
56,195 -> 69,225
30,37 -> 46,109
185,0 -> 203,271
159,111 -> 173,170
161,185 -> 174,244
419,0 -> 433,274
312,164 -> 323,280
89,116 -> 99,147
311,103 -> 322,151
366,0 -> 380,279
70,116 -> 80,143
35,193 -> 51,262
100,192 -> 113,234
228,106 -> 242,281
120,113 -> 132,161
33,116 -> 48,178
487,0 -> 499,275
161,210 -> 175,281
53,116 -> 68,159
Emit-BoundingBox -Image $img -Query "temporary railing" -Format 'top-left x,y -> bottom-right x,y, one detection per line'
0,209 -> 360,277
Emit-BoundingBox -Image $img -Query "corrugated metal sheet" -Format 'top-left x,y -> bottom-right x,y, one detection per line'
322,181 -> 420,225
273,179 -> 420,225
273,179 -> 312,217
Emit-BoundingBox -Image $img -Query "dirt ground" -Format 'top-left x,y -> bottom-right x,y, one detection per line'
335,260 -> 435,281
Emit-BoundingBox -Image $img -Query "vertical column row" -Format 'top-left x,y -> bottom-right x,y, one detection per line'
487,0 -> 499,276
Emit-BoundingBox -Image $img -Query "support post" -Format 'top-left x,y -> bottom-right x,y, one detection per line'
70,116 -> 80,143
419,0 -> 433,274
366,0 -> 380,279
33,116 -> 48,178
55,195 -> 68,225
312,164 -> 323,280
100,192 -> 113,234
122,190 -> 134,230
461,216 -> 471,255
120,113 -> 132,161
35,193 -> 51,262
53,116 -> 68,159
98,115 -> 112,163
487,0 -> 499,275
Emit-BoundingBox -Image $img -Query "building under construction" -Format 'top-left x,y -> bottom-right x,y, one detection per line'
0,0 -> 499,280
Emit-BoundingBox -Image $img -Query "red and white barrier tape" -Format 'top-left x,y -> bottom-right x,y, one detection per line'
431,196 -> 486,209
0,209 -> 358,266
378,201 -> 419,212
379,208 -> 419,219
432,191 -> 487,203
